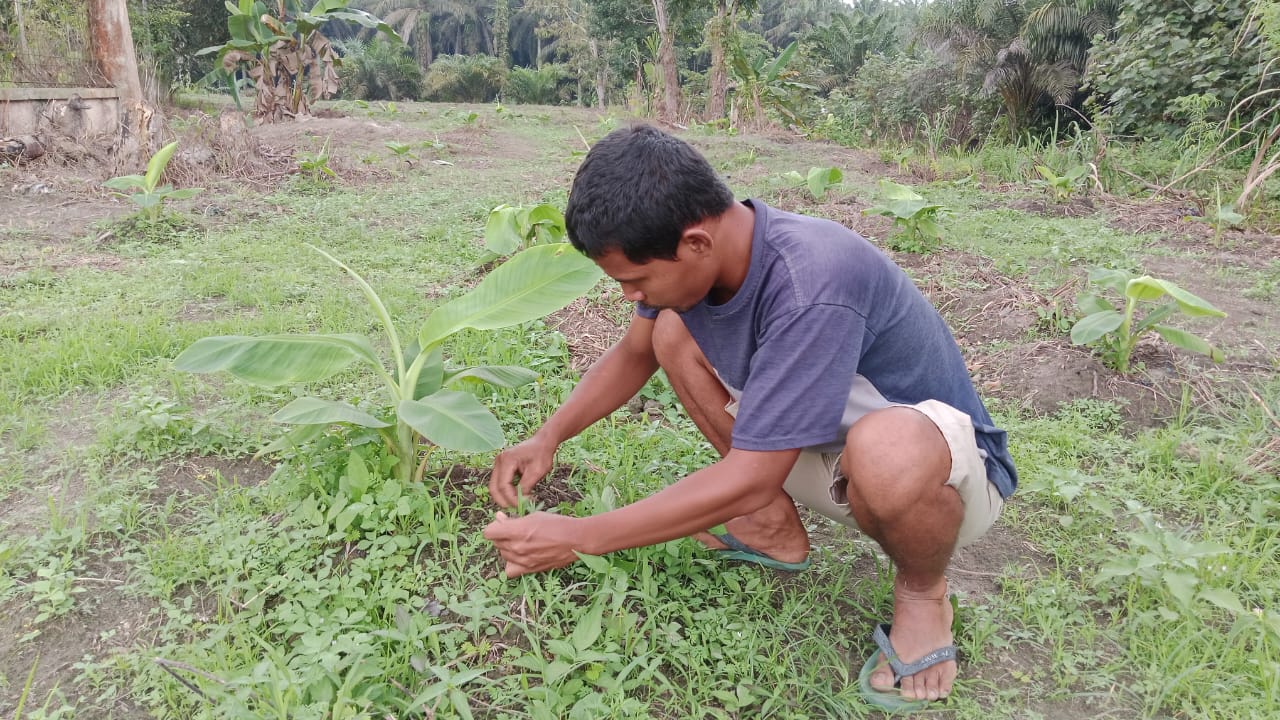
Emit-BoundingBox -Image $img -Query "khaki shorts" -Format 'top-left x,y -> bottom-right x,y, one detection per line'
725,398 -> 1003,549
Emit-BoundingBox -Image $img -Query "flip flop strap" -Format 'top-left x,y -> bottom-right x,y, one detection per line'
710,531 -> 755,555
872,623 -> 957,683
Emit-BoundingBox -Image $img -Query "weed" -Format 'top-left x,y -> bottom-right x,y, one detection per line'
100,387 -> 238,460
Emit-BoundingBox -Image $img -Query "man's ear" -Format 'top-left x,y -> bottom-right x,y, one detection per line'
679,226 -> 714,256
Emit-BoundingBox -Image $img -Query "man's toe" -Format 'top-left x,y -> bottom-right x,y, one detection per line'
868,657 -> 896,692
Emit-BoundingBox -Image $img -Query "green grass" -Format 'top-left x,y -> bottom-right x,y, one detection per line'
0,106 -> 1276,719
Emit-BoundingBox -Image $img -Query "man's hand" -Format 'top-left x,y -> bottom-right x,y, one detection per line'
483,511 -> 584,578
489,436 -> 557,509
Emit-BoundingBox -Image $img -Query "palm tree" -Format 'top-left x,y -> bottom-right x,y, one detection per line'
359,0 -> 496,68
919,0 -> 1117,137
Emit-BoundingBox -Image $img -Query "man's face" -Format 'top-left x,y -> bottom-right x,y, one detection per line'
593,243 -> 715,314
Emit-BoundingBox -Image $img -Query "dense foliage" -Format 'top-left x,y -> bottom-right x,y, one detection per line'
1089,0 -> 1275,137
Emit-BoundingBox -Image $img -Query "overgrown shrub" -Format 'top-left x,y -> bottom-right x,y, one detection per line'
422,54 -> 506,103
338,38 -> 423,101
502,63 -> 571,105
828,52 -> 997,148
1089,0 -> 1276,138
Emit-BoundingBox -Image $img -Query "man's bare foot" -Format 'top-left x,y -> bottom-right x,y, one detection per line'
869,577 -> 956,702
691,492 -> 810,564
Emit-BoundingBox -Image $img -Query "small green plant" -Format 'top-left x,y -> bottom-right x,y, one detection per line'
483,203 -> 567,256
384,141 -> 416,164
29,560 -> 82,624
296,137 -> 338,183
1095,507 -> 1242,619
1033,164 -> 1089,202
862,180 -> 945,253
1070,268 -> 1227,373
1195,204 -> 1247,229
102,141 -> 203,222
102,387 -> 237,460
175,243 -> 601,484
782,166 -> 843,200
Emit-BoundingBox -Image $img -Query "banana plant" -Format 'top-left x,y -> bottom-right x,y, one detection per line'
782,166 -> 843,201
862,180 -> 945,252
1070,269 -> 1227,374
198,0 -> 398,121
482,203 -> 567,256
102,141 -> 202,222
729,41 -> 814,126
175,243 -> 602,483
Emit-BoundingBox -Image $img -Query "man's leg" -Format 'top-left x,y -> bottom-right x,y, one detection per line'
842,407 -> 961,702
650,310 -> 809,564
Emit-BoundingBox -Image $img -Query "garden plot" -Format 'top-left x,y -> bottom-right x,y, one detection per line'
1,103 -> 1276,719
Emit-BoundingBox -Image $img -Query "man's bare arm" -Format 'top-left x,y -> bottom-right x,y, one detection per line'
579,447 -> 800,554
534,313 -> 659,446
489,313 -> 659,507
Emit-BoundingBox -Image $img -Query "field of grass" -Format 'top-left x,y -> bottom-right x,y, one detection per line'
1,100 -> 1277,719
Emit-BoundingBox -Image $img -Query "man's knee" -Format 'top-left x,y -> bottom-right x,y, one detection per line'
841,407 -> 951,500
651,309 -> 696,368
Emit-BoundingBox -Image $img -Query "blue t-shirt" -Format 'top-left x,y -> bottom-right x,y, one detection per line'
635,200 -> 1016,498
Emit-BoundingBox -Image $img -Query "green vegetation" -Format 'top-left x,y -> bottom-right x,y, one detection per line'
482,203 -> 569,256
782,166 -> 843,200
2,107 -> 1274,717
2,0 -> 1279,716
175,243 -> 601,483
101,141 -> 202,222
1032,164 -> 1089,202
1070,269 -> 1228,374
863,180 -> 945,253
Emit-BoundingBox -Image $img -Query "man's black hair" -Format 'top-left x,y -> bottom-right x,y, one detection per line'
564,124 -> 735,264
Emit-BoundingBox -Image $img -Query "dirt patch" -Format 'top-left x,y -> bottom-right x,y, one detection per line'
0,570 -> 155,716
546,292 -> 629,371
0,171 -> 128,253
1010,196 -> 1098,218
147,455 -> 274,509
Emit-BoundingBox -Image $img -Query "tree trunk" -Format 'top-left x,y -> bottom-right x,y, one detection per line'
88,0 -> 143,102
494,0 -> 510,66
707,0 -> 734,119
652,0 -> 681,123
591,37 -> 606,110
88,0 -> 157,171
13,0 -> 30,67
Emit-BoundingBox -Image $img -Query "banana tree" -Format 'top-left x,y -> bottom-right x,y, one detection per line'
728,40 -> 815,127
175,243 -> 602,483
199,0 -> 399,121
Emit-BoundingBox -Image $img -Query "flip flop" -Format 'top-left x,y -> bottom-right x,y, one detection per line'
858,622 -> 956,714
708,530 -> 811,571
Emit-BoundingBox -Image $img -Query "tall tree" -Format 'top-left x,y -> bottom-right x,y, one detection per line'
706,0 -> 758,119
524,0 -> 610,106
652,0 -> 680,120
359,0 -> 495,67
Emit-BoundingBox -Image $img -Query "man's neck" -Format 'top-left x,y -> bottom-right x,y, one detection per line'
708,201 -> 756,305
